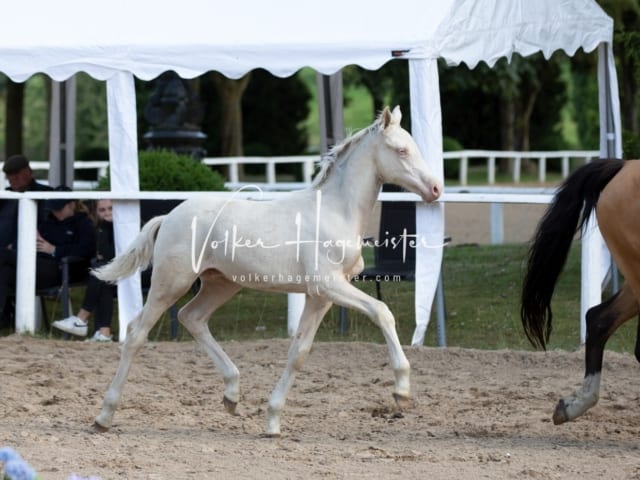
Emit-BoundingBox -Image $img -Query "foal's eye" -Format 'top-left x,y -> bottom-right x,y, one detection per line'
397,148 -> 408,157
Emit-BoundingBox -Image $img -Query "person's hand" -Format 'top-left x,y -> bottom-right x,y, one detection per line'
36,233 -> 55,256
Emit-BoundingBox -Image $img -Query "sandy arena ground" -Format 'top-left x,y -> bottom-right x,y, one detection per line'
2,335 -> 640,479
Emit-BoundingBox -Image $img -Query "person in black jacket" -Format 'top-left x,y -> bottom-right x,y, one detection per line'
53,199 -> 116,341
0,154 -> 53,250
0,187 -> 96,332
0,155 -> 53,328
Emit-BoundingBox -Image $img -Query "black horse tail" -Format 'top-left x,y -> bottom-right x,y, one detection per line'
521,159 -> 624,350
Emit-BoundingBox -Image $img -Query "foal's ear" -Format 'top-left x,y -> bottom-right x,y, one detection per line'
379,107 -> 391,130
380,105 -> 402,130
380,106 -> 393,130
391,105 -> 402,124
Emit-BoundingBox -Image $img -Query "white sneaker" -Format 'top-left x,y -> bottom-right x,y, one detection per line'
86,331 -> 113,343
52,316 -> 88,337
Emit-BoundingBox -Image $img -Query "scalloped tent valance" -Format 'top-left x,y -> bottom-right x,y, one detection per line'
1,0 -> 612,81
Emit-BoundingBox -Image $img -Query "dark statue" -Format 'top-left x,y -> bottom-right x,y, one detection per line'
143,71 -> 207,158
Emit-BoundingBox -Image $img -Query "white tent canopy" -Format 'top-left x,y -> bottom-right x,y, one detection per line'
2,0 -> 613,80
3,0 -> 620,344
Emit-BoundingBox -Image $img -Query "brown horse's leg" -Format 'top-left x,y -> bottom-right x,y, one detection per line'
553,283 -> 639,424
635,317 -> 640,363
553,160 -> 640,423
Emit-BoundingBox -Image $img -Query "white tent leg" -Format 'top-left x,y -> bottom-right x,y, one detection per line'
409,58 -> 445,346
107,73 -> 142,342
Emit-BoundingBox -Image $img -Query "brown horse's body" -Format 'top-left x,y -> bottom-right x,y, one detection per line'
521,159 -> 640,424
597,160 -> 640,305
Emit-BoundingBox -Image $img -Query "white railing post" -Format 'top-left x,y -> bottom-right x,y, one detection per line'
490,203 -> 504,245
266,160 -> 276,186
229,161 -> 239,184
562,156 -> 570,179
303,159 -> 314,184
460,157 -> 468,186
488,156 -> 496,184
15,198 -> 38,333
513,156 -> 521,183
538,156 -> 546,183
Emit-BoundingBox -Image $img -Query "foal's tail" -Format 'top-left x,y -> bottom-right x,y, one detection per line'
93,215 -> 166,284
521,159 -> 624,350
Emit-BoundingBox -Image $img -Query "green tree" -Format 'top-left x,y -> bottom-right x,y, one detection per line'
597,0 -> 640,158
598,0 -> 640,136
241,69 -> 310,156
75,73 -> 108,159
4,78 -> 24,158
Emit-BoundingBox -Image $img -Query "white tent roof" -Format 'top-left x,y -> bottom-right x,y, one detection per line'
3,0 -> 612,81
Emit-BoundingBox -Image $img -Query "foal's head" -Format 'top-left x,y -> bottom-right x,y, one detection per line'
374,106 -> 441,203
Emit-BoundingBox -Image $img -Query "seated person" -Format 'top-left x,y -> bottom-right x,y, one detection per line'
0,155 -> 53,327
53,199 -> 115,341
0,154 -> 53,249
0,187 -> 96,331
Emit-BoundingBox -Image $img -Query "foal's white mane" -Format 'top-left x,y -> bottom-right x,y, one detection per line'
311,116 -> 381,188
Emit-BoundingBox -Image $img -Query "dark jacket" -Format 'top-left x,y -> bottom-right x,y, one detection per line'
0,179 -> 53,249
95,220 -> 115,265
38,212 -> 97,260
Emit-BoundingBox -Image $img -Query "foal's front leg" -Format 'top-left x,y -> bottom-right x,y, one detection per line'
265,295 -> 332,436
323,279 -> 411,409
553,283 -> 638,424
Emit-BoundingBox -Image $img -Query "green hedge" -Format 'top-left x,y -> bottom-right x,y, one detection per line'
97,150 -> 226,191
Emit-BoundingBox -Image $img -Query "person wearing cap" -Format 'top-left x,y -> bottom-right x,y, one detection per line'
0,186 -> 96,332
3,154 -> 51,192
0,155 -> 53,328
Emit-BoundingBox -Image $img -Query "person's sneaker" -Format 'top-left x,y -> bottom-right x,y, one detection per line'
86,331 -> 113,343
52,316 -> 88,337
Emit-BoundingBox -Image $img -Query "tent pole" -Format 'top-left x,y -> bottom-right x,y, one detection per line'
287,71 -> 345,337
48,77 -> 76,188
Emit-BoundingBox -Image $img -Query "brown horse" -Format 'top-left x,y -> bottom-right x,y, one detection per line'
521,158 -> 640,425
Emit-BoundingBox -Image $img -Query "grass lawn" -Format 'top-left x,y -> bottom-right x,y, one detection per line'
27,243 -> 635,354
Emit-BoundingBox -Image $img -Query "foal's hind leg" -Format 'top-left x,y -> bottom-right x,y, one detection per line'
177,274 -> 242,414
94,276 -> 194,431
553,283 -> 639,424
265,295 -> 332,437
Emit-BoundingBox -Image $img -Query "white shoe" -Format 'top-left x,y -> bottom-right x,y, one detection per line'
86,331 -> 113,343
52,316 -> 88,337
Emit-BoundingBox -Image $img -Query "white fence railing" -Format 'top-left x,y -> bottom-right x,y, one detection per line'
1,150 -> 600,191
443,150 -> 599,185
0,151 -> 598,245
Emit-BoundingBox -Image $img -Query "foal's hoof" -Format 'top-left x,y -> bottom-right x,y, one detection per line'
552,399 -> 569,425
392,393 -> 412,411
259,432 -> 281,439
223,396 -> 238,415
92,421 -> 110,433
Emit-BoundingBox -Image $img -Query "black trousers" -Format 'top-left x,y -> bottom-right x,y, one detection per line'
80,273 -> 115,331
0,249 -> 88,326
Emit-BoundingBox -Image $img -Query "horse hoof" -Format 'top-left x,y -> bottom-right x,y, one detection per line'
223,396 -> 238,415
92,421 -> 110,433
392,393 -> 411,411
552,399 -> 569,425
260,432 -> 281,439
